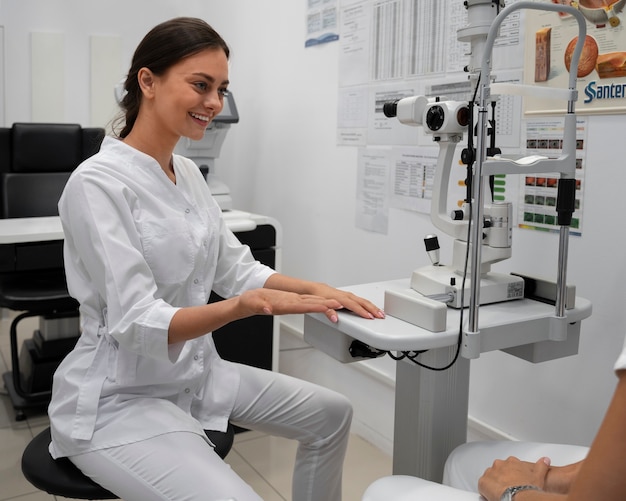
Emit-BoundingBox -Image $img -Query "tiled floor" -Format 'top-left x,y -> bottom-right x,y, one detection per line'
0,312 -> 392,501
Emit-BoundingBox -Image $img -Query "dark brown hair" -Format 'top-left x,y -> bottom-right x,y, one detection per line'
114,17 -> 230,138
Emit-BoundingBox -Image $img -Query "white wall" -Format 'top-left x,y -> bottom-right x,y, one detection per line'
2,0 -> 625,452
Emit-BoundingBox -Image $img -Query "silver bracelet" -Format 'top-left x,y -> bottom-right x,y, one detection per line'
500,485 -> 541,500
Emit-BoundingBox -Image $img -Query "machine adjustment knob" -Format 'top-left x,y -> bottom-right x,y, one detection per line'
451,210 -> 464,221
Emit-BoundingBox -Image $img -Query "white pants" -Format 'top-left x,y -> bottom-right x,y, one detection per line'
362,441 -> 589,501
70,363 -> 353,501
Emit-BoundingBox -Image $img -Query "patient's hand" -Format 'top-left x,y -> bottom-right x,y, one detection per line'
478,456 -> 550,501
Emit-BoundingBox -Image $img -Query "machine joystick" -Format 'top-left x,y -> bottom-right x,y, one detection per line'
424,234 -> 440,266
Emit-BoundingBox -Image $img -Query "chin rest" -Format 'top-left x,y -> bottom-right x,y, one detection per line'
22,425 -> 235,499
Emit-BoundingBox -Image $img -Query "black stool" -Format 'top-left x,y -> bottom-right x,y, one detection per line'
22,425 -> 235,499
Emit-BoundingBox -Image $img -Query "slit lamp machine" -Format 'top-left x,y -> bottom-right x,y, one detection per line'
380,0 -> 590,358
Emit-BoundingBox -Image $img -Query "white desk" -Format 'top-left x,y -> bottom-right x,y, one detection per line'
0,216 -> 64,244
304,279 -> 592,482
0,211 -> 279,278
0,210 -> 272,245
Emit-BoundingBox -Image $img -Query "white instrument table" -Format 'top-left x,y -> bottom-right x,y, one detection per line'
305,279 -> 591,354
304,279 -> 591,482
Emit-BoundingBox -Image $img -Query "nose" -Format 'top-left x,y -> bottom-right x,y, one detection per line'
204,90 -> 223,116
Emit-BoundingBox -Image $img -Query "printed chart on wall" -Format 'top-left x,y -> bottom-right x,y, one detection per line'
524,0 -> 626,115
306,0 -> 339,47
519,117 -> 587,236
389,147 -> 439,214
356,144 -> 470,233
356,147 -> 390,234
337,0 -> 525,147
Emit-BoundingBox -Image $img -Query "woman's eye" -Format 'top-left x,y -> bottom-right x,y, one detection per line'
218,88 -> 229,98
195,82 -> 208,91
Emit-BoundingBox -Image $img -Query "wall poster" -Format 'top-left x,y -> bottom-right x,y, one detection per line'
306,0 -> 340,47
524,0 -> 626,115
519,117 -> 588,236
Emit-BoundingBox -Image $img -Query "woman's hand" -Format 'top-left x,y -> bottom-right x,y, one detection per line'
262,275 -> 386,323
306,283 -> 385,322
238,288 -> 344,320
170,283 -> 381,344
478,456 -> 550,501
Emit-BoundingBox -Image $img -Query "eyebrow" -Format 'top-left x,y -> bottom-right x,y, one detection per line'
192,72 -> 229,86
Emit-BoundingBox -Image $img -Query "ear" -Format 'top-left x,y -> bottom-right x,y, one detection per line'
137,67 -> 156,98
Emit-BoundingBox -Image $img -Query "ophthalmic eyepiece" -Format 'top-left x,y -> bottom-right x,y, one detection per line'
383,101 -> 398,118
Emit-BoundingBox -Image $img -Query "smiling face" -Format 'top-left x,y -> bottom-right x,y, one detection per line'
138,48 -> 230,144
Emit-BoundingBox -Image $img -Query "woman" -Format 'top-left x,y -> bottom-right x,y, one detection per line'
48,17 -> 384,501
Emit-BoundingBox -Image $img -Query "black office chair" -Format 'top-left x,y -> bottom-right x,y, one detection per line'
0,123 -> 105,420
22,425 -> 235,499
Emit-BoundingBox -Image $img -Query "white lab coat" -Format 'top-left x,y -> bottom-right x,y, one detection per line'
49,137 -> 275,459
